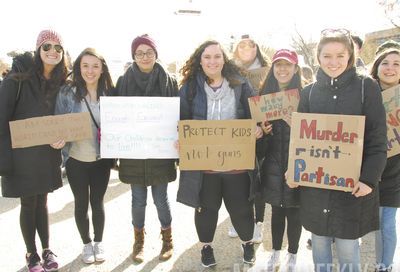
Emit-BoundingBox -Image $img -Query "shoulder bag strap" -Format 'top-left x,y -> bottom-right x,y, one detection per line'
83,97 -> 99,129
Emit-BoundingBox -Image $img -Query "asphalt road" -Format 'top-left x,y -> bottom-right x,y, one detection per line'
0,171 -> 399,271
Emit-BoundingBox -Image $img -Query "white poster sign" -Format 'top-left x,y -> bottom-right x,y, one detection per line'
100,97 -> 179,159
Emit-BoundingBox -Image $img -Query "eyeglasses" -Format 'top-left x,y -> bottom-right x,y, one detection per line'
320,28 -> 350,37
134,50 -> 156,59
42,43 -> 63,53
238,41 -> 256,49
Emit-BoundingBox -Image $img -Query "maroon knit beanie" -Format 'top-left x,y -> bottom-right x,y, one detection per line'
131,34 -> 158,59
36,29 -> 64,50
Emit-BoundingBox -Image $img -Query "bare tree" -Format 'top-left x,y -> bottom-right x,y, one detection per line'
291,28 -> 317,72
378,0 -> 400,28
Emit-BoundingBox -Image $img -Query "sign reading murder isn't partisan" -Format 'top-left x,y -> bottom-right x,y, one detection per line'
178,119 -> 256,171
287,112 -> 365,192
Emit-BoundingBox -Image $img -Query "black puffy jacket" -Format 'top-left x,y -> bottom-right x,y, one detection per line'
0,53 -> 62,197
297,68 -> 387,239
261,119 -> 299,207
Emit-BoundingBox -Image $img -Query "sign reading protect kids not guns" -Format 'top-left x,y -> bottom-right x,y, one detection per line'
178,120 -> 256,171
382,84 -> 400,157
287,112 -> 365,192
248,89 -> 299,125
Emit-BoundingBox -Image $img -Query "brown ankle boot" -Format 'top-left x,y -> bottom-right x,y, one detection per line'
132,228 -> 145,263
159,227 -> 173,261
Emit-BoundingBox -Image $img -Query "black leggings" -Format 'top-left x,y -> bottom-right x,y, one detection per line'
254,192 -> 265,223
20,194 -> 49,253
271,206 -> 302,254
66,158 -> 110,244
195,172 -> 254,243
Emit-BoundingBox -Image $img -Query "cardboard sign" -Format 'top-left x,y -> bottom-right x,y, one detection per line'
178,119 -> 256,171
9,112 -> 92,148
100,97 -> 179,159
248,89 -> 299,125
382,84 -> 400,157
287,112 -> 365,192
246,66 -> 269,93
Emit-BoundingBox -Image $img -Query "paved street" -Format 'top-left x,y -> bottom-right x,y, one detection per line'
0,170 -> 399,272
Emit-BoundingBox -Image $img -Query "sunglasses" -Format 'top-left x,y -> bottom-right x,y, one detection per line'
238,41 -> 256,49
320,28 -> 350,37
42,43 -> 63,53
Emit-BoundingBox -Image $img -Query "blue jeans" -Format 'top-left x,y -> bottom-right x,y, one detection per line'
375,206 -> 398,270
130,183 -> 172,230
312,233 -> 360,272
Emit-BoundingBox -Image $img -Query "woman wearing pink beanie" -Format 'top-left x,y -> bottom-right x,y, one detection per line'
0,29 -> 68,272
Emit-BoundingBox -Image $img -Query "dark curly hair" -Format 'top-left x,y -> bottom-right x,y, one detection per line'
179,40 -> 243,88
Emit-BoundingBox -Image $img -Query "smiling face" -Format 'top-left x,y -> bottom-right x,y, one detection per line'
40,40 -> 63,70
200,44 -> 225,79
377,52 -> 400,89
273,59 -> 297,85
236,40 -> 257,65
318,41 -> 350,78
80,55 -> 103,89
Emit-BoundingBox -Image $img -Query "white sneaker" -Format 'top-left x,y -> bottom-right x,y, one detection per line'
252,222 -> 263,243
94,241 -> 105,262
266,249 -> 280,272
228,225 -> 238,238
82,242 -> 95,264
281,252 -> 297,272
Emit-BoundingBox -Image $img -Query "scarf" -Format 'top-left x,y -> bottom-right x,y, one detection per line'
119,62 -> 177,97
204,78 -> 237,120
235,57 -> 262,70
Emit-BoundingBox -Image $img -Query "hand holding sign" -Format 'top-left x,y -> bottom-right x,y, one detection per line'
50,139 -> 66,150
255,126 -> 263,139
351,181 -> 372,197
261,119 -> 273,135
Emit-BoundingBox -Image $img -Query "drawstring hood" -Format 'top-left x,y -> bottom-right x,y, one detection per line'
204,78 -> 237,120
210,99 -> 221,120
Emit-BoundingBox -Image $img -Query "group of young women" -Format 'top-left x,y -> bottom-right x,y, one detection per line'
0,28 -> 398,272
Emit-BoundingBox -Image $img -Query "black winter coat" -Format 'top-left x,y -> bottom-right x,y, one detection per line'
297,68 -> 387,239
117,62 -> 178,186
379,83 -> 400,207
261,119 -> 299,207
0,53 -> 62,197
380,149 -> 400,207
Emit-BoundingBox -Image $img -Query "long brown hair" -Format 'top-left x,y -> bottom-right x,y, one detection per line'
72,48 -> 114,101
317,29 -> 355,71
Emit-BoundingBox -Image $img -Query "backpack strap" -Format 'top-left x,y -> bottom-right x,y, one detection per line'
308,83 -> 316,109
361,77 -> 365,105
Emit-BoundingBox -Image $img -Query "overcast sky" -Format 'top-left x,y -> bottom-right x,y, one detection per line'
0,0 -> 394,75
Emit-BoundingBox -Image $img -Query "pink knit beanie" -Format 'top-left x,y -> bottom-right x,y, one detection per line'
36,29 -> 63,50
